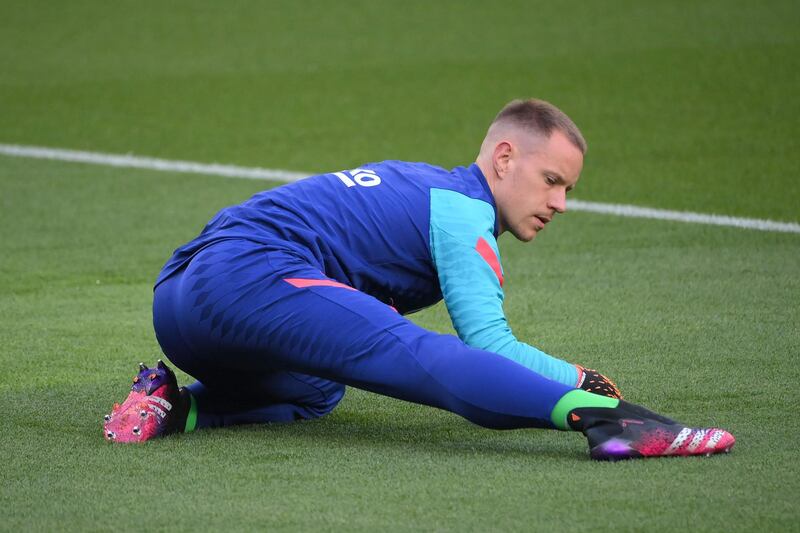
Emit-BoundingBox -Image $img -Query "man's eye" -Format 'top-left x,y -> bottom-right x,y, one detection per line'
545,176 -> 556,185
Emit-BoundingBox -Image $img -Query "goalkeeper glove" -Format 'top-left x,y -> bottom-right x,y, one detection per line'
575,365 -> 622,399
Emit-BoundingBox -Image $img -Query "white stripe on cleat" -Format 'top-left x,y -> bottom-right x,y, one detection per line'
664,427 -> 693,455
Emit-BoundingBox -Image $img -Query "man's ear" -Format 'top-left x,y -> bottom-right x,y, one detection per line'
493,141 -> 513,179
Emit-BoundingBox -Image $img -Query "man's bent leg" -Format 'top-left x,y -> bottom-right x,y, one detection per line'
154,260 -> 345,429
183,371 -> 345,428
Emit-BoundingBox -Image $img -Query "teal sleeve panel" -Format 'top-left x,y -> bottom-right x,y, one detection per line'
429,189 -> 579,387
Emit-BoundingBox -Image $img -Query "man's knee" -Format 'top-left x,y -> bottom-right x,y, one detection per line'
298,383 -> 345,420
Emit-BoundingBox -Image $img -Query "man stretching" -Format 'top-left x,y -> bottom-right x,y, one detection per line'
103,99 -> 734,460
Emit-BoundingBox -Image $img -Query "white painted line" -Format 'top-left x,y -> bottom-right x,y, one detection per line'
0,143 -> 308,182
567,200 -> 800,234
1,142 -> 798,234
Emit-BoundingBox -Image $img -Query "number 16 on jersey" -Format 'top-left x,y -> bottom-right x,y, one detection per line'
334,168 -> 382,188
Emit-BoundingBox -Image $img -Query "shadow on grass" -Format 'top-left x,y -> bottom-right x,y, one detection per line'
175,414 -> 583,461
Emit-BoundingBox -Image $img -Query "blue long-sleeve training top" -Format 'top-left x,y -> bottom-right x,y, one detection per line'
156,161 -> 578,386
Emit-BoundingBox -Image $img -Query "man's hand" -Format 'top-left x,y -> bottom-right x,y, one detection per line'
575,365 -> 622,399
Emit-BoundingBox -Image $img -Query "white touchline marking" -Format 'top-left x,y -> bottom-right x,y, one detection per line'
0,142 -> 308,182
1,142 -> 799,234
567,200 -> 800,234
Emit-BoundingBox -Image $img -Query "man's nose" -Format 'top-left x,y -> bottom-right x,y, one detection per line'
549,189 -> 567,214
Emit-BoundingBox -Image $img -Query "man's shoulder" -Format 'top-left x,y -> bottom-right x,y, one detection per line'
363,161 -> 488,195
361,160 -> 450,178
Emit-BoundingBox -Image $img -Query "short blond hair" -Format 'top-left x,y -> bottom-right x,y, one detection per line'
491,98 -> 587,155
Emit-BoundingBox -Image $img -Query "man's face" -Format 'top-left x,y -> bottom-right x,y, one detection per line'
492,130 -> 583,242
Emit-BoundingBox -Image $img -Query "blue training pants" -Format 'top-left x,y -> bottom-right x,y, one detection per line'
152,239 -> 574,430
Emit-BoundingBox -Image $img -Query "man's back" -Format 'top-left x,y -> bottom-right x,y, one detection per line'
156,160 -> 497,315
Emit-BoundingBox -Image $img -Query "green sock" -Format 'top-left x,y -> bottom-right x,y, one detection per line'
183,390 -> 198,433
550,390 -> 619,430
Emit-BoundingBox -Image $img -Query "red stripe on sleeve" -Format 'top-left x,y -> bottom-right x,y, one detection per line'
475,237 -> 504,287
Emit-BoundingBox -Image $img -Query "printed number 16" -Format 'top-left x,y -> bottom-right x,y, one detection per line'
334,168 -> 382,188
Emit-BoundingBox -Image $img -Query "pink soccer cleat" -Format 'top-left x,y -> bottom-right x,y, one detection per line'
568,401 -> 735,460
103,360 -> 187,443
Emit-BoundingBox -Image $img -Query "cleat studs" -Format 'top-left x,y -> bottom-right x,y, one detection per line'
139,362 -> 148,371
103,414 -> 111,421
106,431 -> 116,439
140,409 -> 147,418
157,359 -> 166,369
133,376 -> 140,383
149,373 -> 157,380
132,426 -> 140,435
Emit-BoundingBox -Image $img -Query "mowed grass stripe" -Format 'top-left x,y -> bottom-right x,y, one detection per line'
2,142 -> 798,234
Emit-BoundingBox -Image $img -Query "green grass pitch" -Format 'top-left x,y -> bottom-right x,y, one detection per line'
1,1 -> 799,531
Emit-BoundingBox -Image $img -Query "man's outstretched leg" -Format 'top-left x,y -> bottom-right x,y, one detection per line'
105,240 -> 734,459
